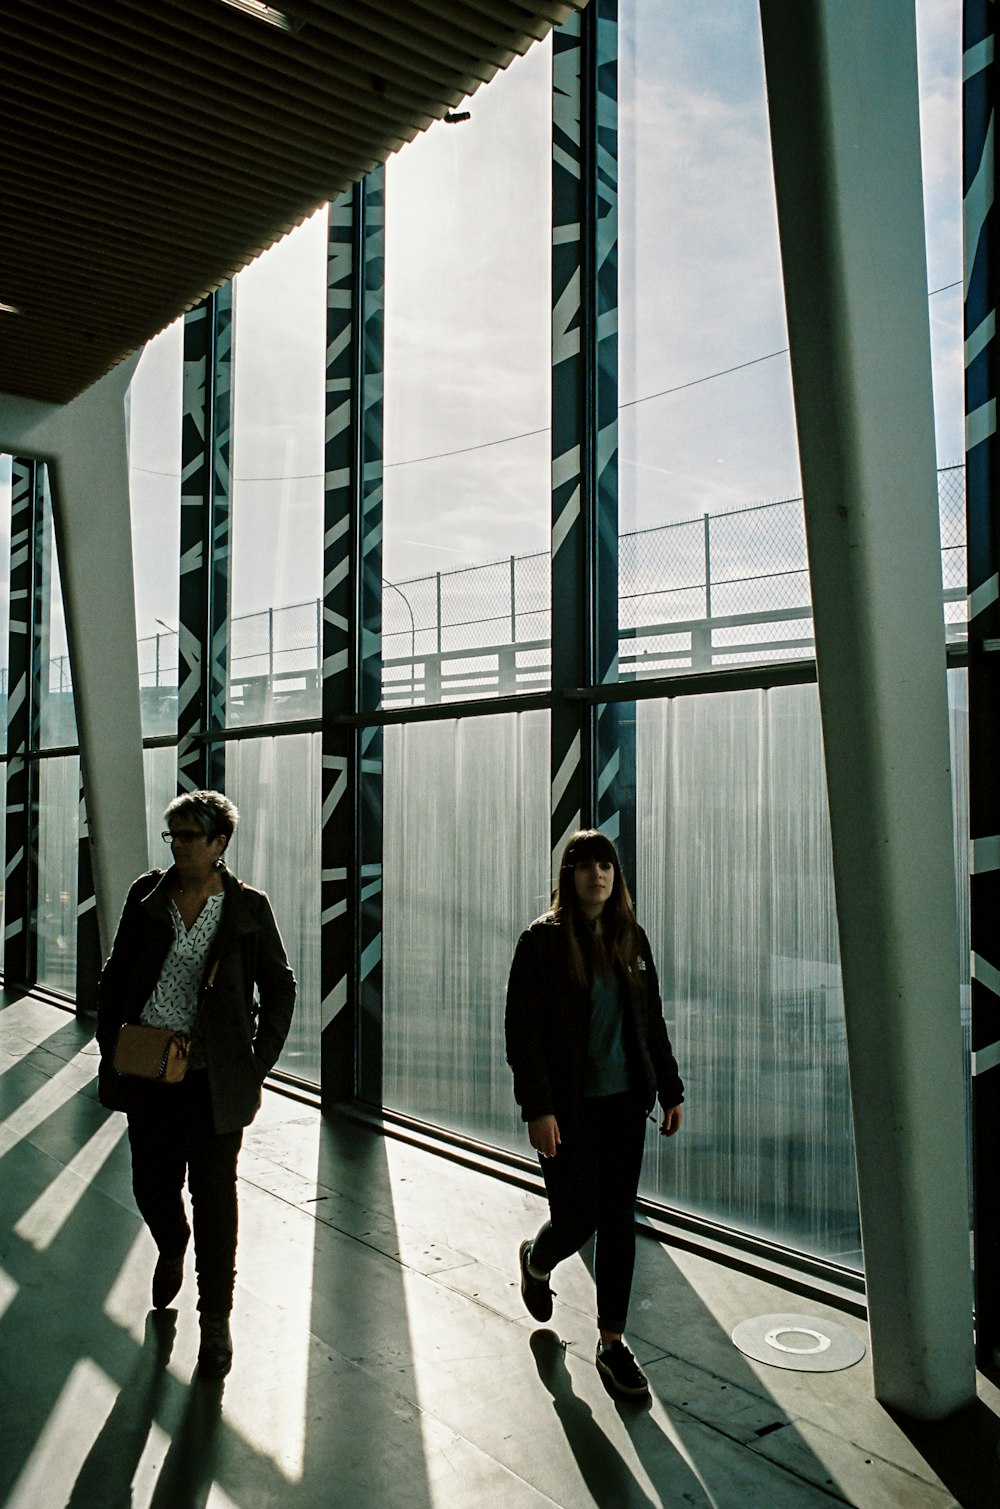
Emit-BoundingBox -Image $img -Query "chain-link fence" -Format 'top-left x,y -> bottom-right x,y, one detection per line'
122,463 -> 967,710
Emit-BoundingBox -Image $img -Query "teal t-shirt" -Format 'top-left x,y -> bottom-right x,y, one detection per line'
585,969 -> 636,1097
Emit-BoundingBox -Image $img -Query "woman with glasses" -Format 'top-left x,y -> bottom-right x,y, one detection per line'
97,789 -> 295,1379
505,829 -> 683,1400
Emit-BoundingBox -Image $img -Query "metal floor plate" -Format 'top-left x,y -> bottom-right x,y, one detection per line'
732,1313 -> 867,1373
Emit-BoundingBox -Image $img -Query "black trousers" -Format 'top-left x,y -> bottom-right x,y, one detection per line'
126,1070 -> 243,1315
529,1090 -> 648,1334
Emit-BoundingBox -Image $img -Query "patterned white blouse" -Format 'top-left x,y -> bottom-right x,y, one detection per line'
140,894 -> 223,1043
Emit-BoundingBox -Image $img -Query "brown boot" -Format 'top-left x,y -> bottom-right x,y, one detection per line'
197,1312 -> 233,1379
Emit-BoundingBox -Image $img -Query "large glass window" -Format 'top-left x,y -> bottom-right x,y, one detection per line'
229,210 -> 327,728
618,1 -> 806,676
143,748 -> 177,872
383,39 -> 552,707
619,2 -> 800,535
634,685 -> 856,1262
224,734 -> 321,1083
38,473 -> 76,750
917,0 -> 964,472
0,7 -> 971,1289
36,756 -> 79,993
634,669 -> 971,1263
618,0 -> 964,677
129,320 -> 183,739
381,711 -> 549,1140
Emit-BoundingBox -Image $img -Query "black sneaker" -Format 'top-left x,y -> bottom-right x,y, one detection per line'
519,1239 -> 554,1322
596,1339 -> 649,1398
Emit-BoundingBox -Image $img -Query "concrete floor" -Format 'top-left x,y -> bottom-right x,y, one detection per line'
1,992 -> 998,1509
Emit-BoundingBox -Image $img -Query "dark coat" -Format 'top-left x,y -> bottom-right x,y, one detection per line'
505,913 -> 684,1131
96,865 -> 296,1134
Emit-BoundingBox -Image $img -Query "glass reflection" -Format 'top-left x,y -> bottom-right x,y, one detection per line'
618,0 -> 964,673
381,712 -> 549,1141
37,756 -> 79,993
383,38 -> 551,705
224,734 -> 321,1083
230,209 -> 327,727
38,472 -> 76,750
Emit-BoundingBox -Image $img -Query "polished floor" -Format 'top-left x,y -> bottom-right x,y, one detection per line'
1,992 -> 998,1509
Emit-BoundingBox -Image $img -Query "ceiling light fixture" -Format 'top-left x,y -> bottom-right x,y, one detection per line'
217,0 -> 302,33
0,301 -> 22,315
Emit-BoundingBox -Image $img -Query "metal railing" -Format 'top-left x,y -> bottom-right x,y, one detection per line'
2,464 -> 967,720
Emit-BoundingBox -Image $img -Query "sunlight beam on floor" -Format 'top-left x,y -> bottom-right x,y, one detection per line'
14,1114 -> 127,1250
4,1358 -> 118,1509
0,1264 -> 18,1325
0,998 -> 85,1079
0,1048 -> 100,1159
104,1225 -> 161,1343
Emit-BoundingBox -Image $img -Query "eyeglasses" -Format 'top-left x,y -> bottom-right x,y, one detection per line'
162,829 -> 206,845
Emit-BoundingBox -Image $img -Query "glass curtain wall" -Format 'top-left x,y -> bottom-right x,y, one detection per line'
381,39 -> 552,707
615,0 -> 966,1266
0,5 -> 969,1280
143,748 -> 178,868
230,208 -> 326,728
618,0 -> 804,684
382,711 -> 549,1141
36,756 -> 79,992
222,209 -> 327,1080
224,734 -> 321,1083
36,476 -> 78,992
618,0 -> 964,676
380,38 -> 553,1127
38,473 -> 76,751
635,685 -> 854,1261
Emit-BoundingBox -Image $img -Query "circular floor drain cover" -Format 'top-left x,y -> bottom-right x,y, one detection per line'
731,1313 -> 866,1373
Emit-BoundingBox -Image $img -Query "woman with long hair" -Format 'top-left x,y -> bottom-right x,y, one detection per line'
505,828 -> 683,1398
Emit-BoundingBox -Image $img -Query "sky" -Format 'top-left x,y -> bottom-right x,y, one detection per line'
5,0 -> 964,645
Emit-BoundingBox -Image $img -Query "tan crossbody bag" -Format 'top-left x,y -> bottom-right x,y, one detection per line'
112,960 -> 220,1083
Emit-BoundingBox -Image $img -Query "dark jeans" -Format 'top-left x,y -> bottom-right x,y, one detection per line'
529,1090 -> 648,1334
126,1069 -> 243,1315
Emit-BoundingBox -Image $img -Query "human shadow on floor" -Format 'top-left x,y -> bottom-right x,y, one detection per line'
885,1398 -> 1000,1509
566,1223 -> 846,1503
146,1366 -> 227,1509
530,1327 -> 707,1508
299,1112 -> 436,1507
67,1310 -> 179,1509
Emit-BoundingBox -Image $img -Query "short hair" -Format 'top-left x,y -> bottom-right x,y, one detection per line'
163,789 -> 239,844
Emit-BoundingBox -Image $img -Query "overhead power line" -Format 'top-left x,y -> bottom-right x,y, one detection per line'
130,278 -> 965,481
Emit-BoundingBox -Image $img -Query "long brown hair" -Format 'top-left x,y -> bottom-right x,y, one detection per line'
552,829 -> 640,988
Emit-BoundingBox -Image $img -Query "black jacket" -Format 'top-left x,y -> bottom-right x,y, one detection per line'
96,865 -> 296,1134
505,913 -> 684,1129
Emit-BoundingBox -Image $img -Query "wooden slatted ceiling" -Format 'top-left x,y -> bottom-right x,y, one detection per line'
1,0 -> 584,405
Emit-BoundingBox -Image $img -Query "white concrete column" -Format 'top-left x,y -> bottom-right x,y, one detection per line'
0,355 -> 148,955
758,0 -> 975,1418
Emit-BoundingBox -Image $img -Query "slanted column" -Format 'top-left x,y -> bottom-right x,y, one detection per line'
759,0 -> 975,1417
